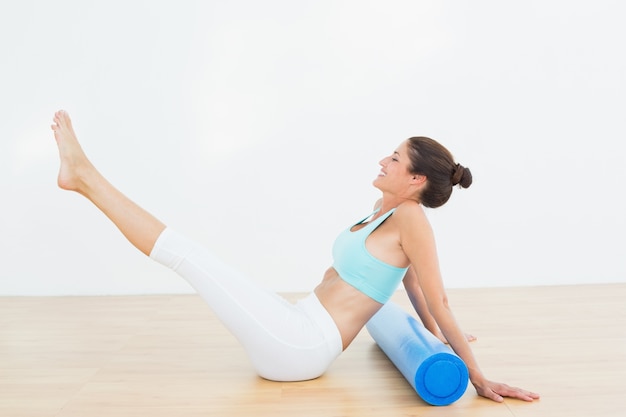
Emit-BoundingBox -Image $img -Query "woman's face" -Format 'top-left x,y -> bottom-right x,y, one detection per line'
373,140 -> 415,192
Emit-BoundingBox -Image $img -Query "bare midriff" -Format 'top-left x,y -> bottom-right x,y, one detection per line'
314,267 -> 384,350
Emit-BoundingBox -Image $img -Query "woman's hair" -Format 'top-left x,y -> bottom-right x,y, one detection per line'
406,136 -> 472,208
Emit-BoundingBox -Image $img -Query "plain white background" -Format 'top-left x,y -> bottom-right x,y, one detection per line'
1,0 -> 624,295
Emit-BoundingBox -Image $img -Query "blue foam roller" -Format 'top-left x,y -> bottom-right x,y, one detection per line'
366,301 -> 469,406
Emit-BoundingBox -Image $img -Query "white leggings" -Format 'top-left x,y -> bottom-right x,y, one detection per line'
149,228 -> 343,382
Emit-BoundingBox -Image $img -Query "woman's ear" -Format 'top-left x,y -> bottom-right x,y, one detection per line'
411,174 -> 427,187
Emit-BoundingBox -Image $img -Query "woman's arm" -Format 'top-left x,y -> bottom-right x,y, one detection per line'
396,202 -> 539,402
402,266 -> 443,339
403,266 -> 476,343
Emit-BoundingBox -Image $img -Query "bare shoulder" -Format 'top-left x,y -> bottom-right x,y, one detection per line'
394,201 -> 434,237
395,201 -> 429,224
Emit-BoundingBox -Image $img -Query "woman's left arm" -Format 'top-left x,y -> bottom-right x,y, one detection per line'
396,202 -> 539,403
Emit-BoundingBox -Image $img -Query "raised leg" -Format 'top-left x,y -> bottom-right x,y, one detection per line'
51,110 -> 165,256
51,110 -> 342,381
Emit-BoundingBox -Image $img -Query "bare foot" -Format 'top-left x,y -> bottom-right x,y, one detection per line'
51,110 -> 94,192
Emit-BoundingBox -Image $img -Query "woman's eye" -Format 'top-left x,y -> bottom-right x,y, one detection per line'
391,157 -> 399,162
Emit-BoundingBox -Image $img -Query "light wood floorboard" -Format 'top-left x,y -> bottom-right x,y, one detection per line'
1,284 -> 625,417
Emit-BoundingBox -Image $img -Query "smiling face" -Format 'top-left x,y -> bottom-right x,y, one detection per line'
373,140 -> 425,198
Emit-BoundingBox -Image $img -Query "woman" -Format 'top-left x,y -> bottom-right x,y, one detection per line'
51,110 -> 539,403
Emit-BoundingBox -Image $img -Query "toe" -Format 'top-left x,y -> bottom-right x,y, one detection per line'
59,110 -> 72,126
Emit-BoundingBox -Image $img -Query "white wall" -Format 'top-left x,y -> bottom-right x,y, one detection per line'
1,0 -> 624,296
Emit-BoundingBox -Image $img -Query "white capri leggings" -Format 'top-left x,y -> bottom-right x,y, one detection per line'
149,228 -> 343,382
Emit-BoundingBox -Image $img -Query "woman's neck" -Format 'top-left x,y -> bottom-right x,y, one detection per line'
375,194 -> 419,217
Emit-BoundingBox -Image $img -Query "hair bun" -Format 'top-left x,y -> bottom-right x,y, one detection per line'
451,164 -> 473,188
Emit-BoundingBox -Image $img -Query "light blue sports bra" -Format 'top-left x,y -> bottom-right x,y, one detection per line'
332,209 -> 409,304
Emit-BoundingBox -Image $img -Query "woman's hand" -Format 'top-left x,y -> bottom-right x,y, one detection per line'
472,378 -> 540,402
432,329 -> 476,344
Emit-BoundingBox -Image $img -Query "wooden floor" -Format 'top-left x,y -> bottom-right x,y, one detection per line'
1,283 -> 625,417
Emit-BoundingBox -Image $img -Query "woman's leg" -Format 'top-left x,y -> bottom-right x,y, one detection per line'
51,110 -> 342,380
51,110 -> 165,255
150,228 -> 342,381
